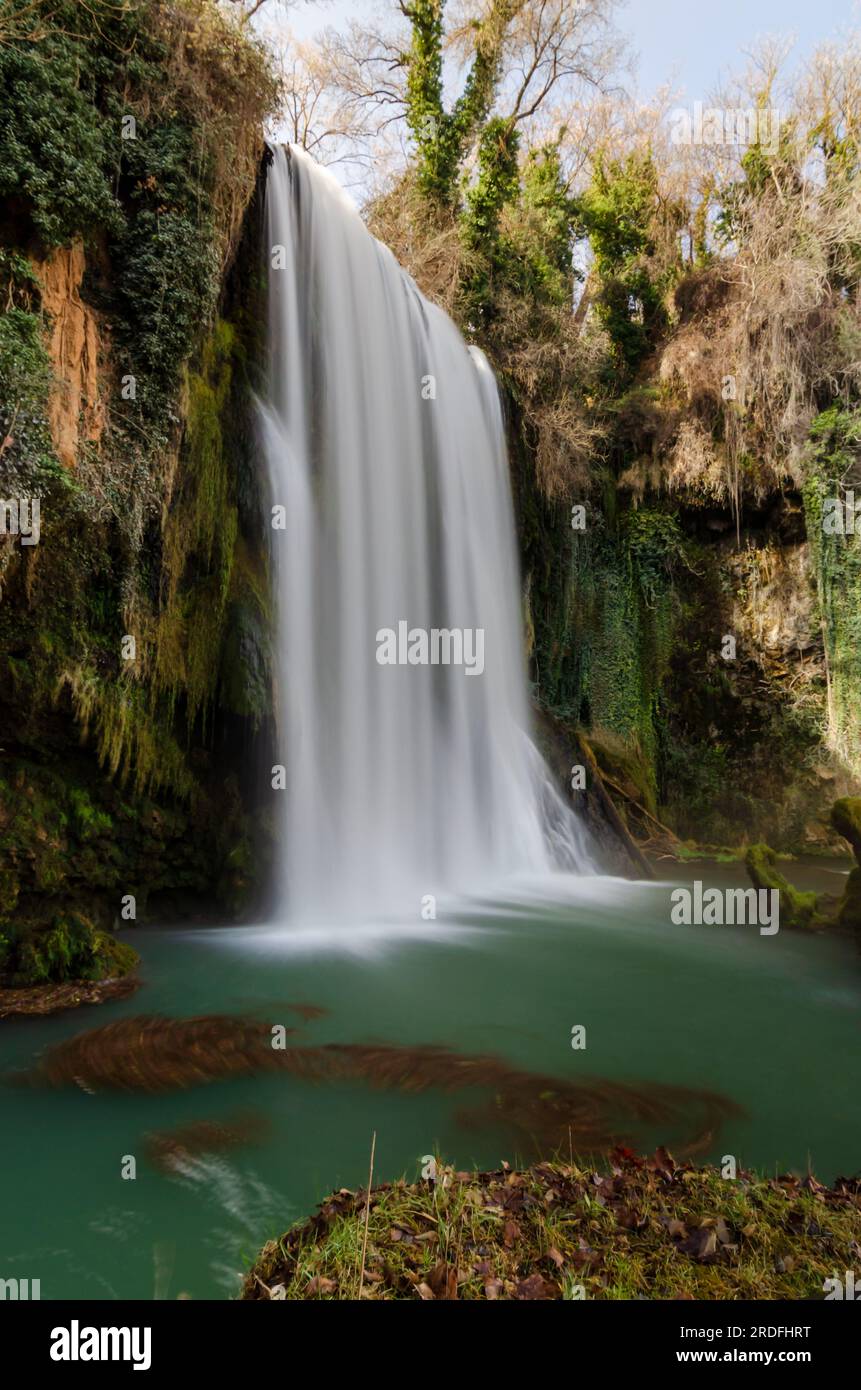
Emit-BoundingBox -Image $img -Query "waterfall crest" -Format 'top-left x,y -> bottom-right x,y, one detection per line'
258,144 -> 591,920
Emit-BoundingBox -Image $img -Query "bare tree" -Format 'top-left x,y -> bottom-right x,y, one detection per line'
227,0 -> 286,20
249,4 -> 410,187
261,1 -> 624,197
453,0 -> 626,130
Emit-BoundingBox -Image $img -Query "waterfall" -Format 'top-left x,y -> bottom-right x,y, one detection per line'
258,144 -> 591,922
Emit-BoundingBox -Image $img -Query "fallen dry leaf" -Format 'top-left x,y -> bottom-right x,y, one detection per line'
678,1226 -> 718,1261
503,1219 -> 520,1248
306,1276 -> 336,1296
654,1145 -> 676,1178
715,1217 -> 733,1246
515,1274 -> 556,1300
426,1261 -> 458,1300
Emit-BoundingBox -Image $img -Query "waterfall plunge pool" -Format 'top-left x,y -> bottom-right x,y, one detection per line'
1,858 -> 858,1300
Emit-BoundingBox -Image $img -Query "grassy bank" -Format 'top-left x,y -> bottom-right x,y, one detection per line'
240,1152 -> 861,1301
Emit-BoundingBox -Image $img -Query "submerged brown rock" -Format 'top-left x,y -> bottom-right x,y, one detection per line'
17,1013 -> 744,1160
22,1014 -> 292,1092
143,1112 -> 271,1173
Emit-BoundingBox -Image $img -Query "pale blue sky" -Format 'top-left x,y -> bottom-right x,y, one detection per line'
284,0 -> 858,98
627,0 -> 856,97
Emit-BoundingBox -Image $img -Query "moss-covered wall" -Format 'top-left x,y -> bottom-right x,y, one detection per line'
513,385 -> 847,851
803,406 -> 861,776
0,176 -> 275,982
0,3 -> 277,985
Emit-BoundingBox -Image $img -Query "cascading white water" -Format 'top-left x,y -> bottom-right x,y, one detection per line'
258,144 -> 591,921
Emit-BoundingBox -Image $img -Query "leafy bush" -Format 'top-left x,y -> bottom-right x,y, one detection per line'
0,0 -> 277,406
5,913 -> 138,987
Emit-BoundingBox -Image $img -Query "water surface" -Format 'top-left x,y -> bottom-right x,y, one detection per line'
1,862 -> 859,1300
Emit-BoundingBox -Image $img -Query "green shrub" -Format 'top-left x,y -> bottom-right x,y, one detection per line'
6,913 -> 139,986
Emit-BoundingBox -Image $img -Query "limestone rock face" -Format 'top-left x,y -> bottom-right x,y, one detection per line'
35,239 -> 105,468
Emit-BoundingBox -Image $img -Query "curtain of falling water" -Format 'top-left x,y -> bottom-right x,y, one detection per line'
257,144 -> 591,921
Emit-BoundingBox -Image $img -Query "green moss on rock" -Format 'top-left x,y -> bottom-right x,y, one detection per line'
744,844 -> 822,930
827,800 -> 861,945
91,929 -> 140,980
830,798 -> 861,863
0,753 -> 262,982
2,911 -> 139,988
837,867 -> 861,944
